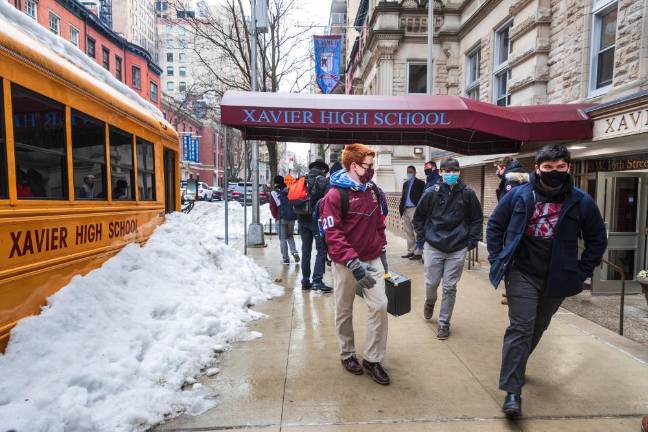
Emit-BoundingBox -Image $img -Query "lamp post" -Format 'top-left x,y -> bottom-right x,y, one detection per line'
247,0 -> 265,247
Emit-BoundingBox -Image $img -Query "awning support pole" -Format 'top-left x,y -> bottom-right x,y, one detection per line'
224,127 -> 229,245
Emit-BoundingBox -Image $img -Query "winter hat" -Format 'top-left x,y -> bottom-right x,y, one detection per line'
308,158 -> 330,173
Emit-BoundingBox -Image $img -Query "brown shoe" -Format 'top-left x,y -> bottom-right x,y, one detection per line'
362,360 -> 390,385
341,356 -> 363,375
424,301 -> 435,320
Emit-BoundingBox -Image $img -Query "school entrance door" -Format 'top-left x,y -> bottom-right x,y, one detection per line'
592,172 -> 648,294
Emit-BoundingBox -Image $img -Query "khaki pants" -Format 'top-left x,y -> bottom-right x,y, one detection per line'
333,257 -> 388,363
402,207 -> 419,254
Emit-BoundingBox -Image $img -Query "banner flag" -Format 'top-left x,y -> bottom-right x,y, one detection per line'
313,35 -> 343,94
182,135 -> 191,161
192,136 -> 200,162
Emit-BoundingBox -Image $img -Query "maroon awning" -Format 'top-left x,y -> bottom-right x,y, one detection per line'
220,91 -> 594,155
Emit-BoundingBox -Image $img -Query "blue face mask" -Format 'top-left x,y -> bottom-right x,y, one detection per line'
443,172 -> 460,185
407,173 -> 414,181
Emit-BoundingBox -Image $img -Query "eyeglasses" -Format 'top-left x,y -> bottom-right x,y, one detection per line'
358,162 -> 374,170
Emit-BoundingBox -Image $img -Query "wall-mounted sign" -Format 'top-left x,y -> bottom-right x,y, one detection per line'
314,35 -> 343,94
586,154 -> 648,172
182,134 -> 192,161
593,106 -> 648,140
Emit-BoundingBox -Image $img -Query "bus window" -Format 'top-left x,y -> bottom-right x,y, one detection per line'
136,137 -> 155,201
0,81 -> 7,199
11,84 -> 68,200
72,110 -> 107,200
109,126 -> 135,200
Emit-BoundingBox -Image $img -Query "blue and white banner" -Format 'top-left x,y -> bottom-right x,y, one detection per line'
313,35 -> 343,94
192,136 -> 200,162
182,135 -> 192,161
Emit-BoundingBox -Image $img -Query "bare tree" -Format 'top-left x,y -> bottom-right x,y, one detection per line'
169,0 -> 314,181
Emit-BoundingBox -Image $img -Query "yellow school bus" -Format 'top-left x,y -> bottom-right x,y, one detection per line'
0,22 -> 179,352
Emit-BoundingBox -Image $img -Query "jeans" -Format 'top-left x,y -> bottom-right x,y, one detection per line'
423,244 -> 467,327
499,268 -> 564,394
299,221 -> 326,285
279,219 -> 297,260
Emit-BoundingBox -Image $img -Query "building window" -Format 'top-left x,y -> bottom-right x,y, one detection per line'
179,81 -> 187,92
166,52 -> 173,62
0,81 -> 7,198
465,47 -> 481,100
115,55 -> 122,81
72,110 -> 107,200
150,81 -> 158,102
407,63 -> 427,94
590,0 -> 617,94
25,0 -> 37,19
109,127 -> 135,200
166,81 -> 175,91
132,66 -> 141,89
167,66 -> 174,76
70,26 -> 80,46
137,138 -> 155,201
12,84 -> 68,200
102,47 -> 110,70
179,66 -> 186,77
494,19 -> 513,106
87,37 -> 96,59
178,52 -> 186,62
48,11 -> 60,35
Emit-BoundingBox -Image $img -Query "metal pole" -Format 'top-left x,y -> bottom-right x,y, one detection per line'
244,141 -> 248,255
427,0 -> 434,96
247,0 -> 264,246
224,127 -> 229,245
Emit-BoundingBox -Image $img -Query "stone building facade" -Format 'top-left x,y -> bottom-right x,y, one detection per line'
346,0 -> 647,194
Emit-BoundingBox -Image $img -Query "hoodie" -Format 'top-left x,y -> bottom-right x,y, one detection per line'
319,170 -> 386,264
496,160 -> 529,201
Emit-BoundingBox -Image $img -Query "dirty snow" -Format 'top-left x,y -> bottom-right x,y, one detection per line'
0,202 -> 282,432
0,2 -> 164,121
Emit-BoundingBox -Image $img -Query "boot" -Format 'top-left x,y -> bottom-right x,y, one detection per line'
502,393 -> 522,418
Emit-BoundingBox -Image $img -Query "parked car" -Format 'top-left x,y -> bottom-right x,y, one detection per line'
197,182 -> 214,201
210,186 -> 223,201
228,182 -> 268,205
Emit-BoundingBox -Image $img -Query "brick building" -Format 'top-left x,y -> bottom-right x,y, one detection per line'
7,0 -> 161,107
161,96 -> 225,187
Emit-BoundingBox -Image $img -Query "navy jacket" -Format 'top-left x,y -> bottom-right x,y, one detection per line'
486,183 -> 607,298
399,177 -> 425,216
279,188 -> 297,221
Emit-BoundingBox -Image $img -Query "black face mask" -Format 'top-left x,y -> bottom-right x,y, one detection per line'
539,170 -> 570,188
424,168 -> 433,176
359,168 -> 374,184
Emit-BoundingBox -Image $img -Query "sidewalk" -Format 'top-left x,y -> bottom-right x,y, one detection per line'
157,232 -> 648,432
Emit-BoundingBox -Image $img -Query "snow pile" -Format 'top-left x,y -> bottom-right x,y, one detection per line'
0,2 -> 164,121
0,204 -> 283,432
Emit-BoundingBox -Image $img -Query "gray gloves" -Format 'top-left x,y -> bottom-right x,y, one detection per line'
348,258 -> 377,290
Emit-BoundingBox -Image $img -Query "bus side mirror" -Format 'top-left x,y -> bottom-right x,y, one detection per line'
186,178 -> 198,202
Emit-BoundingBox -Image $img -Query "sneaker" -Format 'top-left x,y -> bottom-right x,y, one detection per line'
282,258 -> 290,265
362,359 -> 390,385
424,301 -> 435,320
437,325 -> 450,340
409,254 -> 422,261
401,253 -> 414,259
313,282 -> 333,293
302,281 -> 312,290
292,252 -> 300,263
502,393 -> 522,418
341,356 -> 363,375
